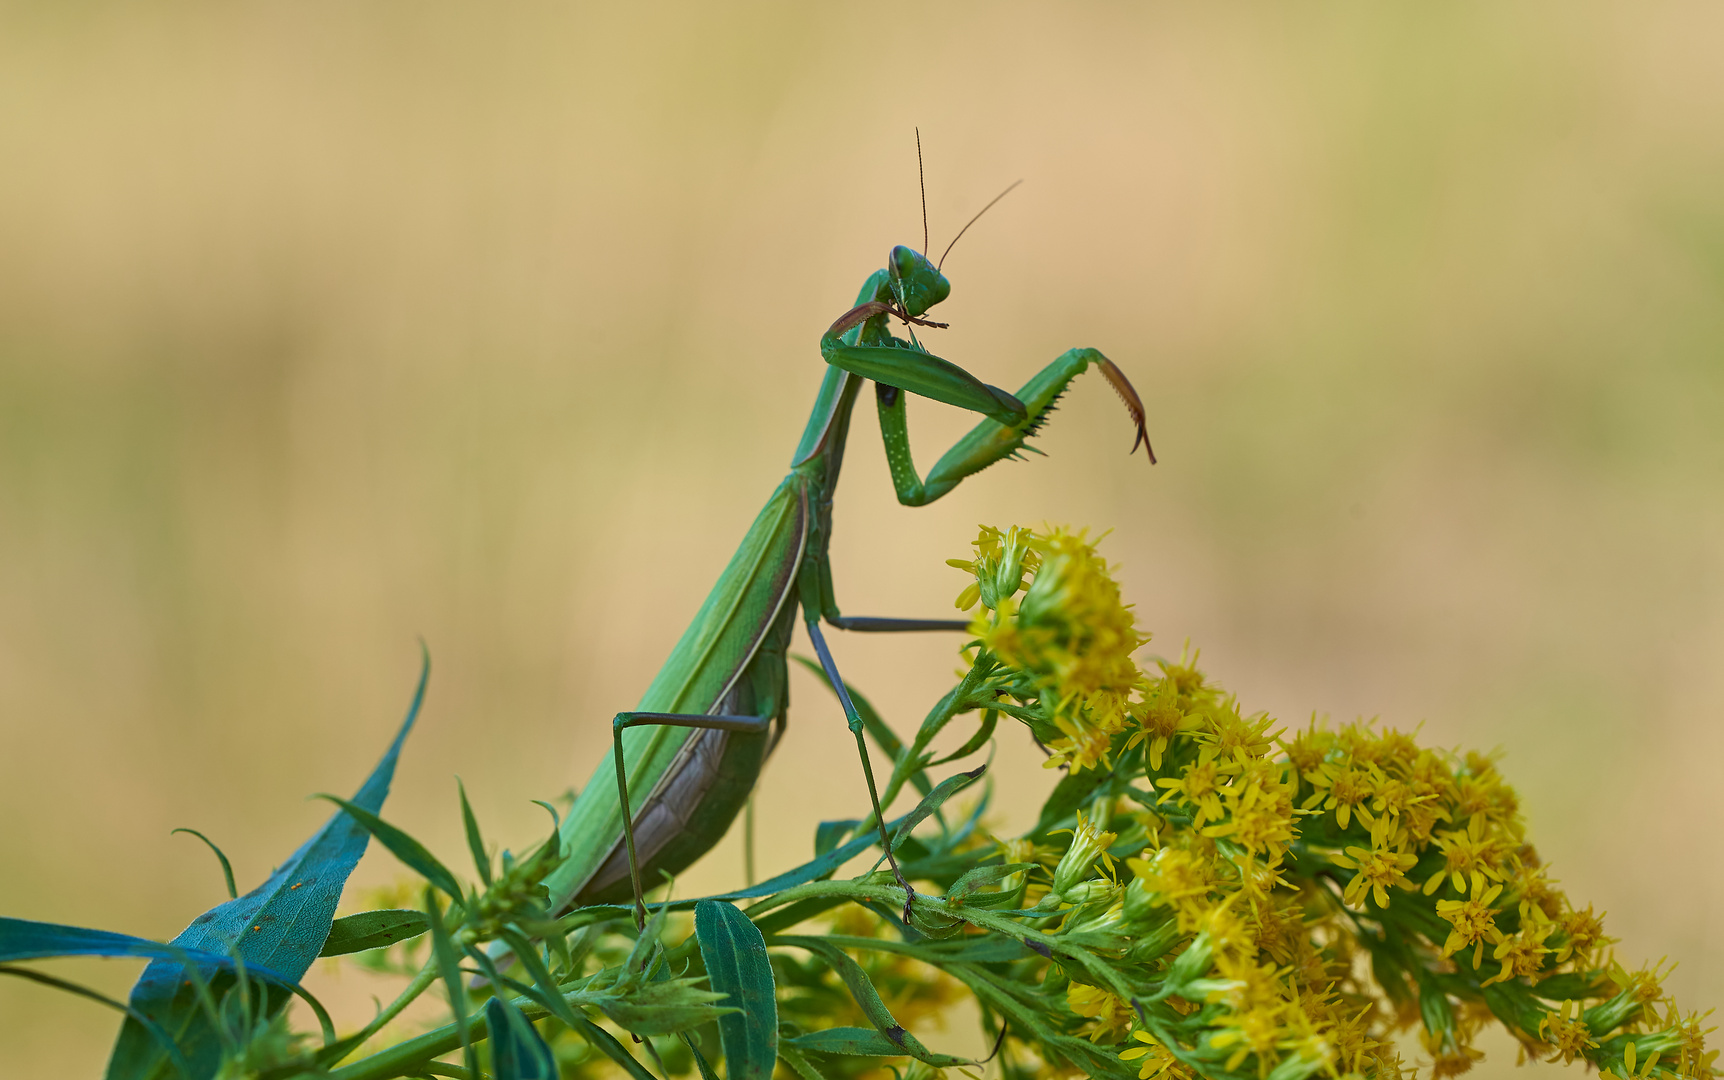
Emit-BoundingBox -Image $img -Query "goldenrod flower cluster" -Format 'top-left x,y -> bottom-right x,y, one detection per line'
931,524 -> 1717,1080
292,523 -> 1714,1080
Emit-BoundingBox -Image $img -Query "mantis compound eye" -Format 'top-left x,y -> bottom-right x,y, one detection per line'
888,244 -> 951,318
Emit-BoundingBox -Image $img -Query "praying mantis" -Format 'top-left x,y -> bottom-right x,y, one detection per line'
541,190 -> 1154,929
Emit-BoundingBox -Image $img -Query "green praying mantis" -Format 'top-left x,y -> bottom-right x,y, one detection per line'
540,188 -> 1154,929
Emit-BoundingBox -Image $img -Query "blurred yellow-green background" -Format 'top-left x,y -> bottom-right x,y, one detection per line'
3,2 -> 1722,1074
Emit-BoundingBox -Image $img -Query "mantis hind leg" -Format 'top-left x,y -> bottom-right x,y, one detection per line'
610,711 -> 773,929
876,347 -> 1153,508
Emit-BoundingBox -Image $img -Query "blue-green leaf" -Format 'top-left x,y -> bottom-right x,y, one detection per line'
484,996 -> 557,1080
316,909 -> 428,957
106,649 -> 430,1080
694,901 -> 776,1080
0,918 -> 294,984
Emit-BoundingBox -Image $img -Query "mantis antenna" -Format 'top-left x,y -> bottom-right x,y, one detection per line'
938,178 -> 1024,271
915,128 -> 929,258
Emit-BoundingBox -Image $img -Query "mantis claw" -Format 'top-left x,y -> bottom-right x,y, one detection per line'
1096,356 -> 1155,463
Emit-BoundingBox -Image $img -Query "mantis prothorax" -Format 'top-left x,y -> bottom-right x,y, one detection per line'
540,228 -> 1153,930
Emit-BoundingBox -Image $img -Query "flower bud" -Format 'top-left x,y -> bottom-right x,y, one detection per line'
1052,812 -> 1118,899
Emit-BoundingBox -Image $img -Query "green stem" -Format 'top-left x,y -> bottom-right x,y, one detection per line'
741,878 -> 1141,1003
329,996 -> 514,1080
331,960 -> 442,1065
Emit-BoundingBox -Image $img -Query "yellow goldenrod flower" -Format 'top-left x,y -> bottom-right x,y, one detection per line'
1125,688 -> 1198,772
1159,645 -> 1206,697
1156,757 -> 1227,827
1129,847 -> 1218,930
1420,816 -> 1507,897
1606,1037 -> 1664,1080
1330,823 -> 1418,909
980,527 -> 1146,709
1067,982 -> 1134,1044
1280,718 -> 1332,780
1120,1030 -> 1194,1080
1208,998 -> 1286,1074
1421,1025 -> 1486,1079
1191,702 -> 1279,767
1540,999 -> 1600,1065
1043,714 -> 1115,774
1435,883 -> 1506,968
1482,921 -> 1553,987
947,524 -> 1039,613
1301,762 -> 1374,831
1554,903 -> 1611,965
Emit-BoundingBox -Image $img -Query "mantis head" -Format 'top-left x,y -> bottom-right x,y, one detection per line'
888,245 -> 951,318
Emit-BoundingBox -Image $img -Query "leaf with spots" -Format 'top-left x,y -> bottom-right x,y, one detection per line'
771,936 -> 972,1068
316,909 -> 428,957
105,650 -> 431,1080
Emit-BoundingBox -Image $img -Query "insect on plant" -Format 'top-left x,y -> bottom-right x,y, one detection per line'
0,147 -> 1166,1080
544,145 -> 1157,930
4,149 -> 1713,1080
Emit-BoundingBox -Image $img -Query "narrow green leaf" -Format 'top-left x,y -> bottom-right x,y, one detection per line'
317,910 -> 428,957
927,709 -> 998,768
780,931 -> 1032,967
813,820 -> 856,858
484,996 -> 557,1080
315,795 -> 463,902
456,779 -> 491,887
789,1027 -> 912,1057
170,830 -> 237,901
563,1015 -> 659,1080
494,927 -> 583,1033
424,888 -> 477,1078
682,1032 -> 720,1080
774,937 -> 970,1068
777,1041 -> 830,1080
458,942 -> 589,1058
694,901 -> 776,1080
530,800 -> 563,845
881,765 -> 987,861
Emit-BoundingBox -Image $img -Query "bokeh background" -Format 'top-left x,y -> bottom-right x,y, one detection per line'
2,2 -> 1721,1075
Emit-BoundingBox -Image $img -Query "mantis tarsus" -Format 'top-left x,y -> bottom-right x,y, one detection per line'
540,216 -> 1153,929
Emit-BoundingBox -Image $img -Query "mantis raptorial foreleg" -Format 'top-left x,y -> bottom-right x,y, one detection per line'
875,346 -> 1154,509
